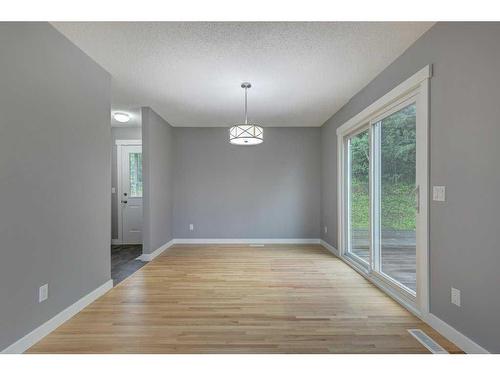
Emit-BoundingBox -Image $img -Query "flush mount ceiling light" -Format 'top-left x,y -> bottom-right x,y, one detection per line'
113,112 -> 130,123
229,82 -> 263,146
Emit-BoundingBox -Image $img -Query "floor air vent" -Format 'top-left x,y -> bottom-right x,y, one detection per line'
408,329 -> 448,354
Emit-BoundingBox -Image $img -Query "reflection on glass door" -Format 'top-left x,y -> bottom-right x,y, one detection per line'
347,129 -> 370,266
375,103 -> 417,292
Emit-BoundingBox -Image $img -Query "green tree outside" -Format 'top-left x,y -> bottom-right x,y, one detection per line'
350,104 -> 416,231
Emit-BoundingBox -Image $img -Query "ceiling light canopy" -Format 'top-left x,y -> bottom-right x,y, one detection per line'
229,82 -> 263,146
113,112 -> 130,123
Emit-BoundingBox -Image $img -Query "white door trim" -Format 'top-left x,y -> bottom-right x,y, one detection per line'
115,139 -> 141,146
336,65 -> 432,137
116,139 -> 142,245
337,65 -> 431,317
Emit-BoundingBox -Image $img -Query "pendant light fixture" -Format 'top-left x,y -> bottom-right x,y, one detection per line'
229,82 -> 263,145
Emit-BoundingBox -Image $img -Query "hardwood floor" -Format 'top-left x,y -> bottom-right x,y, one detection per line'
28,244 -> 461,353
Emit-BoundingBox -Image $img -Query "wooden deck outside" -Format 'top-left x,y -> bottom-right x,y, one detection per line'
27,244 -> 460,354
352,230 -> 416,290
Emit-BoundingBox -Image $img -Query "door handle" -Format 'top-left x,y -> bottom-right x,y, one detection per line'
413,185 -> 420,213
121,200 -> 128,204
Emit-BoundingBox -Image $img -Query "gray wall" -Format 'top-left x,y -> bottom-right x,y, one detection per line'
0,23 -> 111,350
320,22 -> 500,352
111,126 -> 142,240
142,107 -> 175,253
173,127 -> 321,239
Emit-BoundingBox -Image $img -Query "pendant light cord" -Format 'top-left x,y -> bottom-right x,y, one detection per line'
244,87 -> 248,125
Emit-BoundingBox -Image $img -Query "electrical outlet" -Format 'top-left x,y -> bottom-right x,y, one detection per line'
451,287 -> 461,307
324,226 -> 328,234
433,186 -> 446,201
111,187 -> 116,194
39,284 -> 48,303
189,224 -> 194,231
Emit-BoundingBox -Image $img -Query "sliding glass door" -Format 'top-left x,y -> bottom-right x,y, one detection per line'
373,101 -> 417,294
346,128 -> 370,267
340,67 -> 429,313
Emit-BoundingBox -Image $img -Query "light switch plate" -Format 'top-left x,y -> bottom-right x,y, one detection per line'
189,224 -> 194,231
451,287 -> 461,307
433,186 -> 446,201
324,226 -> 328,234
39,284 -> 48,303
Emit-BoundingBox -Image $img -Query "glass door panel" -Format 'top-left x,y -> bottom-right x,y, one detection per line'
377,103 -> 417,292
347,129 -> 370,265
129,152 -> 143,197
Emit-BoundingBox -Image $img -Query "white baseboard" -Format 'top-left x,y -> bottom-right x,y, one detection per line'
425,313 -> 489,354
173,238 -> 321,245
320,239 -> 340,256
1,280 -> 113,354
318,240 -> 490,354
138,239 -> 175,261
137,238 -> 321,262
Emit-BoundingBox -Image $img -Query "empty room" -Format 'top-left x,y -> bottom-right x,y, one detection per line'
1,1 -> 500,373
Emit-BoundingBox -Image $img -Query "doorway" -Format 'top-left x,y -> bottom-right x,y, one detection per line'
112,139 -> 144,284
117,142 -> 143,244
338,66 -> 430,316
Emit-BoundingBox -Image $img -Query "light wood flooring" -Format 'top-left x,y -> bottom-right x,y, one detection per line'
28,244 -> 461,353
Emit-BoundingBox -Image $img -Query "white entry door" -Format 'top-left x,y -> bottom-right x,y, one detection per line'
119,144 -> 143,244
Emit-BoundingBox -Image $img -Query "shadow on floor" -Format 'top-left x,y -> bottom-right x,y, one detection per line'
111,244 -> 146,285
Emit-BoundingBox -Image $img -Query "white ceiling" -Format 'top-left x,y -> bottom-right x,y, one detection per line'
52,22 -> 433,127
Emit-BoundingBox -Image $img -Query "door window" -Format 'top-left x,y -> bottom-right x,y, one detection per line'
129,153 -> 143,197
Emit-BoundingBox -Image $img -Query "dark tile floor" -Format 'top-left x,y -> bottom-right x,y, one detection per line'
111,244 -> 146,285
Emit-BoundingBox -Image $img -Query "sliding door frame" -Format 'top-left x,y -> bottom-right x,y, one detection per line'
337,65 -> 431,317
344,124 -> 371,270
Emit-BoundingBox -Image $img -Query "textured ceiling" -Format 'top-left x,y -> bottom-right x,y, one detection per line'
52,22 -> 433,127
